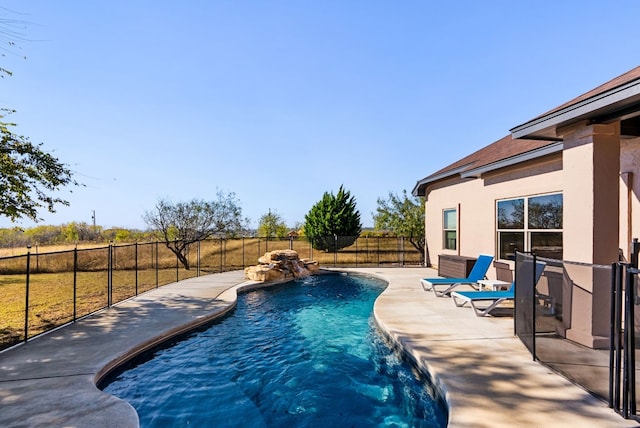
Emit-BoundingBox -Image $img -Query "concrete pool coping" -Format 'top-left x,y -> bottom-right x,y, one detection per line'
0,268 -> 635,427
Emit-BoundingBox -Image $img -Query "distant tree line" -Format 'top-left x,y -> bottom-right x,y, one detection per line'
0,186 -> 427,267
0,223 -> 154,248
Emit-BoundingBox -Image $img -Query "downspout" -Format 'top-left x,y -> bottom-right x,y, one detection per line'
457,202 -> 461,256
621,171 -> 633,254
627,172 -> 633,249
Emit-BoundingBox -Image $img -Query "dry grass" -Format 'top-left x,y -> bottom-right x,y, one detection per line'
0,268 -> 190,350
0,237 -> 422,350
0,243 -> 107,258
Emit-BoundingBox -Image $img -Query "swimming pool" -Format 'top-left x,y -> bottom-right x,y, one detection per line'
102,273 -> 448,427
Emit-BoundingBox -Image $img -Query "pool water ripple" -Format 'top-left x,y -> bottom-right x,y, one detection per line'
102,273 -> 447,427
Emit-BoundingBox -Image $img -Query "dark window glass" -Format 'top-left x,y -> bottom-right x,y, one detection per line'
528,194 -> 563,229
497,199 -> 524,229
444,231 -> 457,250
531,232 -> 563,260
498,231 -> 524,260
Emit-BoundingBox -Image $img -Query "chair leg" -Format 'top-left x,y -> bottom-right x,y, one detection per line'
470,298 -> 506,317
434,283 -> 462,297
536,293 -> 555,316
451,294 -> 470,308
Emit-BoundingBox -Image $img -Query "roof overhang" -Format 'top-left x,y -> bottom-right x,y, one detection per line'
411,164 -> 471,197
511,79 -> 640,140
412,142 -> 562,198
460,142 -> 563,178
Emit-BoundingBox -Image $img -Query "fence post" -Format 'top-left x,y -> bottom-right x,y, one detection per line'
73,245 -> 78,321
197,240 -> 201,277
610,262 -> 619,409
625,266 -> 637,417
377,236 -> 380,266
175,240 -> 179,283
134,242 -> 139,295
108,242 -> 113,306
334,235 -> 337,267
366,235 -> 369,264
624,265 -> 631,417
220,237 -> 223,273
613,262 -> 625,411
155,241 -> 159,288
242,237 -> 245,268
513,250 -> 518,337
355,237 -> 358,267
24,246 -> 31,342
531,253 -> 537,361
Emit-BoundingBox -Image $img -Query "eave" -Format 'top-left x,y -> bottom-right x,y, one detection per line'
411,164 -> 471,197
511,79 -> 640,140
460,142 -> 563,178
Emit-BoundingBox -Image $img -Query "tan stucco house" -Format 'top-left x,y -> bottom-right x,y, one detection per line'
413,66 -> 640,348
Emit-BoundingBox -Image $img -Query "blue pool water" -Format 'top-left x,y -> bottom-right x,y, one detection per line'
102,273 -> 448,427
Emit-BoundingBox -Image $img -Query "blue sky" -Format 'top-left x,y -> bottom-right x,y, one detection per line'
1,1 -> 639,230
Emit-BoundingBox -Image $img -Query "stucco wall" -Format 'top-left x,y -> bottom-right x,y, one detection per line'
620,139 -> 640,259
425,155 -> 562,279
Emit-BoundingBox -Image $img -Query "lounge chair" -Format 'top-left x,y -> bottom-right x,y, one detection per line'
420,254 -> 494,297
451,260 -> 546,317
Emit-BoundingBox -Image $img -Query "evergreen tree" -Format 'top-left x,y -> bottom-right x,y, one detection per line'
304,185 -> 361,252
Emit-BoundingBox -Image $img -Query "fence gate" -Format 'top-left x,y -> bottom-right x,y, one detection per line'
610,239 -> 639,419
514,251 -> 537,358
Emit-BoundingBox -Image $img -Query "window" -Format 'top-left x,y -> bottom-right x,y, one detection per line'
496,193 -> 562,260
443,208 -> 457,250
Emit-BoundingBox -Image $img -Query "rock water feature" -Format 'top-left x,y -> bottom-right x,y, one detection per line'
244,249 -> 319,281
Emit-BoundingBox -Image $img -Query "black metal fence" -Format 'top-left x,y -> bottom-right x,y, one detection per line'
515,241 -> 640,421
513,251 -> 538,352
0,236 -> 422,352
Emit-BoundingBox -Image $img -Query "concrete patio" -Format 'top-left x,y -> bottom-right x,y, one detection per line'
0,267 -> 636,427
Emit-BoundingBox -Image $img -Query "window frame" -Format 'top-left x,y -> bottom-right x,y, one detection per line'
496,193 -> 563,260
443,208 -> 457,250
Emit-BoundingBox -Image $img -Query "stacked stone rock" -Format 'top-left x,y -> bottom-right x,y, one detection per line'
244,249 -> 319,281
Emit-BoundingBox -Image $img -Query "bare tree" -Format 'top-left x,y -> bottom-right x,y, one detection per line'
143,192 -> 246,269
